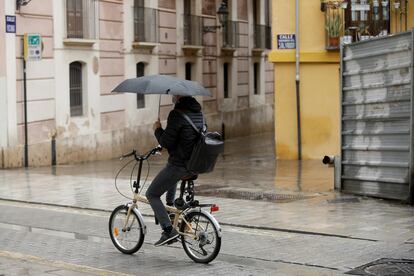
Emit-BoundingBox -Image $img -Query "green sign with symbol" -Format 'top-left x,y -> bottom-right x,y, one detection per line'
28,35 -> 40,46
24,33 -> 42,61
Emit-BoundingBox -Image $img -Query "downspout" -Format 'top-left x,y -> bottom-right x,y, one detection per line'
295,0 -> 302,160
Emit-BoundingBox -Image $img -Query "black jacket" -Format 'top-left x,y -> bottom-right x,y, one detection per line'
154,97 -> 204,167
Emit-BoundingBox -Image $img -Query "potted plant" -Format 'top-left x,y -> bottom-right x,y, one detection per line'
326,13 -> 342,47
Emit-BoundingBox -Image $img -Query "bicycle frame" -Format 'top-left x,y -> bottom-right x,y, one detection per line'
122,193 -> 199,239
121,155 -> 205,240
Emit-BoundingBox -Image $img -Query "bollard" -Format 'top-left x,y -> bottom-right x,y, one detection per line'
49,129 -> 57,166
322,155 -> 341,190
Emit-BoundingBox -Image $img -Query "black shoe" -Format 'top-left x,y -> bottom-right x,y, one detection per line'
154,229 -> 179,247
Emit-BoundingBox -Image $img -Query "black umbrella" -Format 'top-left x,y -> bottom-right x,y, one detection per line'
112,75 -> 211,117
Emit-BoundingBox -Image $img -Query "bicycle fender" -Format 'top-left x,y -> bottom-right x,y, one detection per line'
187,209 -> 222,238
124,203 -> 147,235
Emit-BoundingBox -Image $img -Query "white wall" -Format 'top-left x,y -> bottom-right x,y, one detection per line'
123,0 -> 160,126
53,0 -> 101,138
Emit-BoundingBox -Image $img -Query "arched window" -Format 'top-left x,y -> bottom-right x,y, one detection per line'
136,62 -> 145,109
69,61 -> 83,116
223,62 -> 229,98
185,62 -> 192,80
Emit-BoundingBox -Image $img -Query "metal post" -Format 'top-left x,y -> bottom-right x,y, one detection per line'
409,28 -> 414,204
23,57 -> 28,168
51,137 -> 56,166
295,0 -> 302,160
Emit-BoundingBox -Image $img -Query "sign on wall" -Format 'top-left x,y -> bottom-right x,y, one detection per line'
24,33 -> 42,61
277,34 -> 296,49
5,15 -> 16,33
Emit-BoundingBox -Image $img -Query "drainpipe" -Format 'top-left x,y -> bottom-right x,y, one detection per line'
295,0 -> 302,160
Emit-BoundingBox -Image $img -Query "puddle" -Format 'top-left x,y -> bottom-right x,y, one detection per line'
195,185 -> 312,203
0,222 -> 108,243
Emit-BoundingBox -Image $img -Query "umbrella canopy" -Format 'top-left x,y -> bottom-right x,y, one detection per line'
111,75 -> 211,97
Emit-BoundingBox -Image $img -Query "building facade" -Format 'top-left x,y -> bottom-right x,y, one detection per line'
0,0 -> 274,168
270,0 -> 414,160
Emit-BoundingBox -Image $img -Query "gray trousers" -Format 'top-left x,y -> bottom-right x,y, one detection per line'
146,163 -> 188,229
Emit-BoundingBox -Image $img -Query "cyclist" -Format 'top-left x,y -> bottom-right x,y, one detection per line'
147,95 -> 204,246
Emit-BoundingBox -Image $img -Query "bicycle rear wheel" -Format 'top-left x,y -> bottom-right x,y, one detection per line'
180,211 -> 221,263
109,205 -> 145,254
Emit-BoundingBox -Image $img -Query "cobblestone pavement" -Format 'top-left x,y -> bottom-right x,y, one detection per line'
0,201 -> 342,275
0,133 -> 413,274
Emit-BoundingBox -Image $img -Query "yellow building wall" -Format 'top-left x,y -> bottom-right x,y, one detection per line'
271,0 -> 340,160
270,0 -> 414,160
391,2 -> 414,33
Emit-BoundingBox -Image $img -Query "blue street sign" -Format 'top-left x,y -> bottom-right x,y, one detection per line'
277,34 -> 296,50
5,15 -> 16,33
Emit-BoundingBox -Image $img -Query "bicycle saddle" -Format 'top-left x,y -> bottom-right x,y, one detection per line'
181,175 -> 198,181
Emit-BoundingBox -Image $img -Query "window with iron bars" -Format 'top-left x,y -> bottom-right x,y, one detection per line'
253,62 -> 259,95
254,25 -> 272,49
69,62 -> 83,117
253,0 -> 272,49
222,20 -> 240,48
134,0 -> 158,43
183,14 -> 203,46
66,0 -> 97,39
136,62 -> 145,109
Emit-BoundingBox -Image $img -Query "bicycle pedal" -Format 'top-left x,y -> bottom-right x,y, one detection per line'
155,217 -> 159,225
167,237 -> 179,245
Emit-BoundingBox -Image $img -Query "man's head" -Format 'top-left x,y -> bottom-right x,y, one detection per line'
172,95 -> 183,104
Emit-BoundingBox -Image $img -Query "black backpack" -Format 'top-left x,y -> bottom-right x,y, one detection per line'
177,110 -> 224,174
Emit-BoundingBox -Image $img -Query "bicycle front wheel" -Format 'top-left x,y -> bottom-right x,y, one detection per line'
109,205 -> 145,254
180,211 -> 221,263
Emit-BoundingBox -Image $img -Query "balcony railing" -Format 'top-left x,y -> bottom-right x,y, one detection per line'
222,20 -> 239,48
254,24 -> 272,49
134,6 -> 158,43
183,14 -> 203,46
66,0 -> 97,39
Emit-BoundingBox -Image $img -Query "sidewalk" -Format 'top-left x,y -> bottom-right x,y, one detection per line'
0,133 -> 413,243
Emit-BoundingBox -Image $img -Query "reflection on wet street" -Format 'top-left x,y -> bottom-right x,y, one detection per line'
17,132 -> 334,201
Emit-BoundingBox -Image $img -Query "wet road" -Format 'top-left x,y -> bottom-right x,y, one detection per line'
22,132 -> 334,196
0,200 -> 342,275
0,133 -> 413,275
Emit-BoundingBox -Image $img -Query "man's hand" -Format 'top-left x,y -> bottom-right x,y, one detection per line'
153,119 -> 162,131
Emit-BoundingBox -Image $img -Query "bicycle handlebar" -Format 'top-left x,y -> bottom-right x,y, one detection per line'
120,145 -> 162,161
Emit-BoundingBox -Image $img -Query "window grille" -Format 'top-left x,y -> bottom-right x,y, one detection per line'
222,21 -> 240,48
66,0 -> 97,39
183,15 -> 203,46
223,63 -> 229,98
134,0 -> 158,43
70,62 -> 83,116
253,62 -> 259,95
136,62 -> 145,109
185,62 -> 192,80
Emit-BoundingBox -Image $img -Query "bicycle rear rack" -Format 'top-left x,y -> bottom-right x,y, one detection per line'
174,180 -> 199,210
